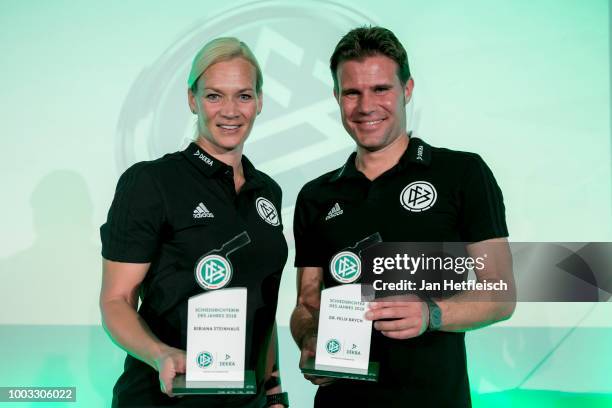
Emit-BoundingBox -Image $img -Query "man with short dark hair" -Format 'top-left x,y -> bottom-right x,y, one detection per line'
290,26 -> 515,407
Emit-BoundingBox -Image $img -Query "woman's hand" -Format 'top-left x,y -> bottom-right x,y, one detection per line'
153,345 -> 186,397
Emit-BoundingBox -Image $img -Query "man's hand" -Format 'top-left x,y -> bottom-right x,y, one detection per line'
153,345 -> 186,397
299,333 -> 336,386
365,295 -> 429,339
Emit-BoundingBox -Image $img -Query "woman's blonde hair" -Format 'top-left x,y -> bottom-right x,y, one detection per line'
187,37 -> 263,94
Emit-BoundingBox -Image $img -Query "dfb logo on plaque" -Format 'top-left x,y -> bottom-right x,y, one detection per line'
196,351 -> 213,368
195,255 -> 232,290
325,339 -> 341,355
329,251 -> 361,284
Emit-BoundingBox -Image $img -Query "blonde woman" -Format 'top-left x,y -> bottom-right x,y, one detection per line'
100,37 -> 288,408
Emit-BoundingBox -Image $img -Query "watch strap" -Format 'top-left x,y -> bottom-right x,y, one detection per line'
266,391 -> 289,407
424,297 -> 442,331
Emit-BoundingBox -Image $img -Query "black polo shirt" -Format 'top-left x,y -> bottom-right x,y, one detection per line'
294,137 -> 508,408
101,142 -> 288,408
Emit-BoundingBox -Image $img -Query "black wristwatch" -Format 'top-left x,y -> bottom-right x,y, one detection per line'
266,391 -> 289,407
425,297 -> 442,331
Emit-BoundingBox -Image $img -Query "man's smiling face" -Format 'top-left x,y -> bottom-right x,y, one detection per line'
334,54 -> 413,152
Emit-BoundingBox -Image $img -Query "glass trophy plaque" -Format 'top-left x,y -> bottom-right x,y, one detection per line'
301,284 -> 379,381
301,233 -> 382,381
173,232 -> 256,395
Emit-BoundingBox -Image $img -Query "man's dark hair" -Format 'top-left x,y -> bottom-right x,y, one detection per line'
330,26 -> 411,92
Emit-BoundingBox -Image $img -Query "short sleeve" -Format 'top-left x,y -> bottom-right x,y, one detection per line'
270,180 -> 283,225
100,163 -> 165,263
458,155 -> 508,242
293,188 -> 325,267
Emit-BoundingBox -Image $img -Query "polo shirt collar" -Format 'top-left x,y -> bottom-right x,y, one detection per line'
182,142 -> 264,187
241,155 -> 265,189
400,136 -> 432,168
184,142 -> 226,176
329,134 -> 432,182
329,151 -> 361,182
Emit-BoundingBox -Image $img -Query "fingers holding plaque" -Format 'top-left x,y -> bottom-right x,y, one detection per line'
301,233 -> 383,381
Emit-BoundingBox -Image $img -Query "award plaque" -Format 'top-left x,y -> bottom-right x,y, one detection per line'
173,232 -> 256,395
301,284 -> 379,381
301,233 -> 382,381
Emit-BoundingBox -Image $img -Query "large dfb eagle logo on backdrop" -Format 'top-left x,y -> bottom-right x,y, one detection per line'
116,1 -> 378,220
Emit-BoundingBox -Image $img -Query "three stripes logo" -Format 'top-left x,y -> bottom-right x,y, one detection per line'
195,254 -> 232,290
193,202 -> 214,219
329,251 -> 361,284
325,202 -> 344,221
400,181 -> 437,212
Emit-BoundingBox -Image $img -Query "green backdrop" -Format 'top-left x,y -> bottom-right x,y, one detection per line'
0,0 -> 610,406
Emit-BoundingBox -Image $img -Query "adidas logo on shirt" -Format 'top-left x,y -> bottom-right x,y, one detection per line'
193,202 -> 214,219
325,202 -> 344,221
